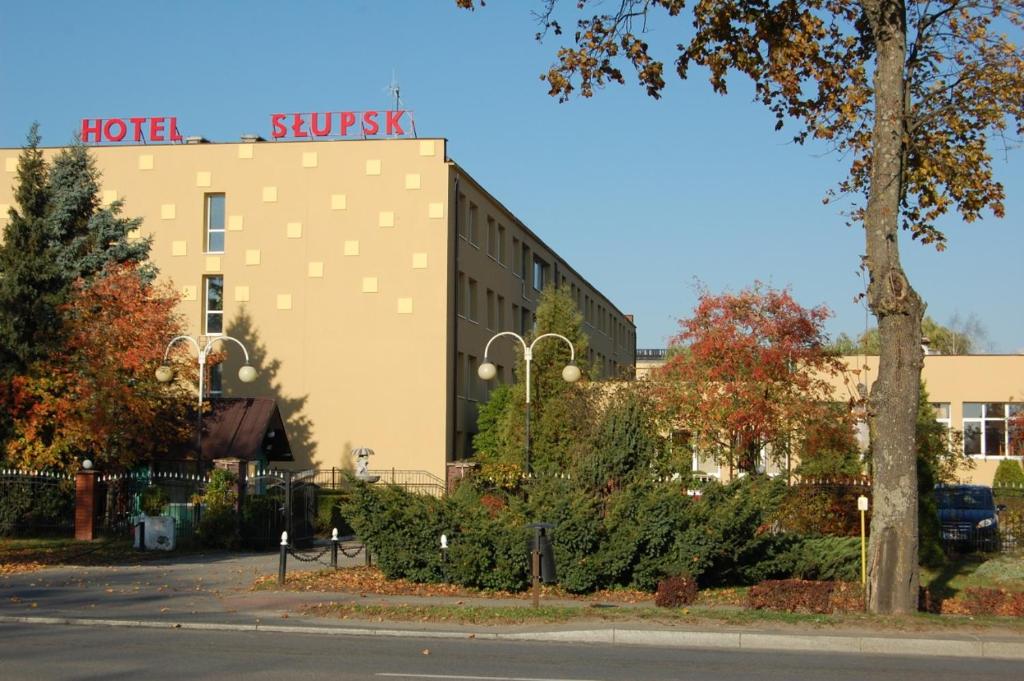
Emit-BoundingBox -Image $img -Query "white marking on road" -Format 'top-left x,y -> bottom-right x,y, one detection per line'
377,675 -> 603,681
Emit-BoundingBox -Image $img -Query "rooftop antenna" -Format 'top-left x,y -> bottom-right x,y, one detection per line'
386,69 -> 403,111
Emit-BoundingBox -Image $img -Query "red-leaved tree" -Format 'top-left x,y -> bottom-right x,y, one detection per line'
4,264 -> 194,472
654,283 -> 844,476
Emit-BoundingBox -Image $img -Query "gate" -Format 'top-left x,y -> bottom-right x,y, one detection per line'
0,468 -> 75,537
95,470 -> 208,541
243,466 -> 317,549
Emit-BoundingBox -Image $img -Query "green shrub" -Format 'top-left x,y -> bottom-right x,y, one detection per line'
140,485 -> 169,516
445,485 -> 529,591
784,536 -> 861,582
341,481 -> 449,582
0,479 -> 74,536
993,459 -> 1024,488
196,469 -> 239,549
316,490 -> 352,537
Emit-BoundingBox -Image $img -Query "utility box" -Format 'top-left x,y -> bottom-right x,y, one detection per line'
527,523 -> 557,584
134,515 -> 176,551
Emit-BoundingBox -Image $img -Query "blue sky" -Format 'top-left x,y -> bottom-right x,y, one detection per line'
2,0 -> 1021,352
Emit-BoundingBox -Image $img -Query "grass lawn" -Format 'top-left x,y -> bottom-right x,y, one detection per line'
920,553 -> 1024,600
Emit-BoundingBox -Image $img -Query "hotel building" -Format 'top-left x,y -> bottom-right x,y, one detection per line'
0,136 -> 636,482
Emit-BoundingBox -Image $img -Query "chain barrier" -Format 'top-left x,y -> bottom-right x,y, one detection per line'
287,545 -> 331,564
339,543 -> 365,558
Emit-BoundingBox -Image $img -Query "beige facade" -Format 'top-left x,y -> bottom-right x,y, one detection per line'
637,349 -> 1023,485
833,354 -> 1024,485
0,138 -> 635,480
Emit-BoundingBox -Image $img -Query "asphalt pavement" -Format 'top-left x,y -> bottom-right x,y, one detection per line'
1,548 -> 1023,661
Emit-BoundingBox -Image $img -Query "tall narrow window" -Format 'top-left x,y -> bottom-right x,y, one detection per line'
205,194 -> 226,253
498,225 -> 507,264
513,237 -> 522,276
204,275 -> 224,335
209,364 -> 223,397
487,217 -> 497,258
497,294 -> 506,329
468,278 -> 479,322
486,289 -> 496,330
468,203 -> 479,245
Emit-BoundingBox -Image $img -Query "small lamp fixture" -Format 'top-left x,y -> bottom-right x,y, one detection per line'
238,365 -> 258,383
561,363 -> 581,383
154,365 -> 174,383
477,361 -> 497,381
81,459 -> 93,470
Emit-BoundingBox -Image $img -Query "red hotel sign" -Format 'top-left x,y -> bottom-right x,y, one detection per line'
270,110 -> 412,139
81,117 -> 182,143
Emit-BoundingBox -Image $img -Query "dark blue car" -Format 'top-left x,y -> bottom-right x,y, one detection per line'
935,484 -> 1004,552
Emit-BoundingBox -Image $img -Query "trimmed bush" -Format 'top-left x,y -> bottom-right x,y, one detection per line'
993,459 -> 1024,488
655,575 -> 698,607
748,579 -> 864,614
140,485 -> 169,516
196,468 -> 239,549
316,490 -> 352,537
341,481 -> 449,583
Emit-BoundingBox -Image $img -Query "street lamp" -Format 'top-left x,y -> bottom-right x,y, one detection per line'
477,332 -> 580,474
155,335 -> 258,462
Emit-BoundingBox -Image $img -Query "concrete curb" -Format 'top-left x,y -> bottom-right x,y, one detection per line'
2,615 -> 1022,660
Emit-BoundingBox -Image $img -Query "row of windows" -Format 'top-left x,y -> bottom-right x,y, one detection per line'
932,402 -> 1023,456
457,272 -> 534,335
455,351 -> 507,401
460,195 -> 554,294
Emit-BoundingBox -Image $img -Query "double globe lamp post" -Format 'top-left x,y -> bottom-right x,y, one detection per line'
477,332 -> 581,475
155,335 -> 258,463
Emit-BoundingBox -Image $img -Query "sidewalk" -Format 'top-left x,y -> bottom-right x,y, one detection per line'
2,549 -> 1023,660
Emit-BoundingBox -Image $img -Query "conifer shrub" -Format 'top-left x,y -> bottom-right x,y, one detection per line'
993,459 -> 1024,489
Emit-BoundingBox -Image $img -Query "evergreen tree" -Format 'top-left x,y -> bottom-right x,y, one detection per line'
0,124 -> 64,374
46,140 -> 152,283
472,286 -> 594,475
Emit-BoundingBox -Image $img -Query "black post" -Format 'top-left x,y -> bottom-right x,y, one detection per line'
331,529 -> 339,569
284,472 -> 293,539
138,518 -> 146,551
278,531 -> 288,585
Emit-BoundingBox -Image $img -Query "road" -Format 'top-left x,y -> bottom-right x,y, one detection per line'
1,623 -> 1020,681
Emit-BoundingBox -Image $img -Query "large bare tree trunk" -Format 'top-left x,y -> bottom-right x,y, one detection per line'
862,0 -> 925,615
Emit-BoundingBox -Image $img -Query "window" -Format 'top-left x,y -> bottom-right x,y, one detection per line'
468,355 -> 479,400
486,289 -> 496,330
497,295 -> 506,329
520,244 -> 530,280
487,217 -> 497,259
205,194 -> 225,253
457,194 -> 467,238
532,256 -> 549,291
963,402 -> 1022,456
456,352 -> 466,397
457,272 -> 467,318
495,364 -> 506,385
497,225 -> 507,264
468,203 -> 479,245
209,363 -> 223,397
512,237 -> 522,276
520,306 -> 531,335
468,279 -> 479,322
512,303 -> 520,332
203,275 -> 224,335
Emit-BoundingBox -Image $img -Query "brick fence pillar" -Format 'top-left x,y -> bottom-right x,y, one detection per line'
74,470 -> 98,541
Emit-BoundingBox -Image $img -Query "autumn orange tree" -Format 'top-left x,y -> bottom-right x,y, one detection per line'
654,284 -> 845,475
457,0 -> 1023,613
4,264 -> 195,472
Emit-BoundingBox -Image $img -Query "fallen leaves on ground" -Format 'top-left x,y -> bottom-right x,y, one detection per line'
254,565 -> 654,605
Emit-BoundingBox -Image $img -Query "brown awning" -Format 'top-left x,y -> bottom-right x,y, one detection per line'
198,397 -> 293,462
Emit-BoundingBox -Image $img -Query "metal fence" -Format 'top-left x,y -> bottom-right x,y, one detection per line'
312,467 -> 446,497
0,468 -> 75,536
95,470 -> 208,542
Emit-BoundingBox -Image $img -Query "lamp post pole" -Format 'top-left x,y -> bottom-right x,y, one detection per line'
156,335 -> 258,466
478,332 -> 581,475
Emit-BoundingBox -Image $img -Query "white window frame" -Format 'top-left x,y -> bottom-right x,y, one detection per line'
205,193 -> 226,254
203,275 -> 224,336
